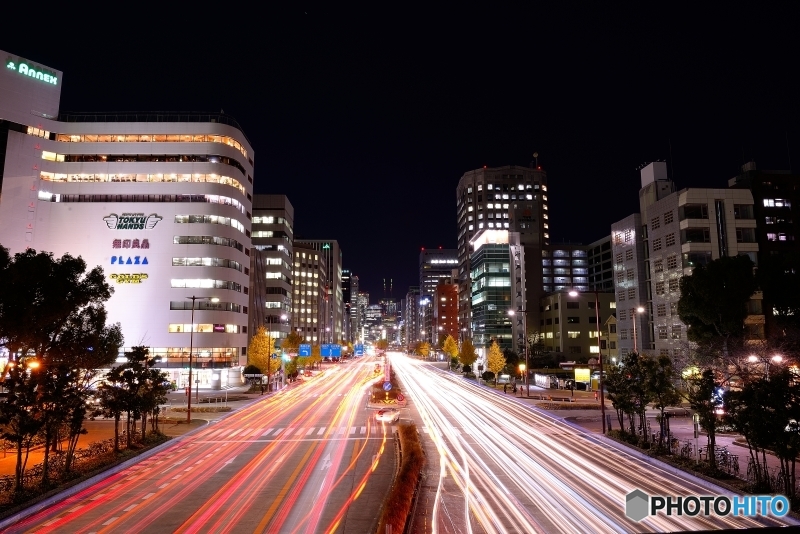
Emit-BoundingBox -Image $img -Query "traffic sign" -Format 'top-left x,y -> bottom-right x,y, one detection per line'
396,393 -> 405,401
354,343 -> 364,356
299,344 -> 311,357
382,381 -> 392,391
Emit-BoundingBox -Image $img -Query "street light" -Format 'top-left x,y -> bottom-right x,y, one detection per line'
748,354 -> 783,379
569,289 -> 607,434
186,295 -> 219,424
508,309 -> 528,394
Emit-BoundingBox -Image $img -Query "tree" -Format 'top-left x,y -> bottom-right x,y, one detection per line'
308,345 -> 322,369
486,341 -> 505,384
685,369 -> 722,469
646,353 -> 682,449
416,341 -> 430,358
0,246 -> 121,485
459,339 -> 477,370
678,255 -> 758,368
375,339 -> 389,353
248,326 -> 278,390
604,363 -> 635,432
442,335 -> 459,360
281,331 -> 303,356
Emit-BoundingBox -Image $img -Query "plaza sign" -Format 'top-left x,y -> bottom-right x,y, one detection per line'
6,58 -> 58,85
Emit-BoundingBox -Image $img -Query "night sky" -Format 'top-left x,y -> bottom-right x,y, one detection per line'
3,5 -> 798,300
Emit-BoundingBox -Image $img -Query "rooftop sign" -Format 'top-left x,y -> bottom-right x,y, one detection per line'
6,57 -> 58,85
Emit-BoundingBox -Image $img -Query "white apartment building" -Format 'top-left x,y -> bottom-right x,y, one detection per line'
612,162 -> 762,357
0,51 -> 253,388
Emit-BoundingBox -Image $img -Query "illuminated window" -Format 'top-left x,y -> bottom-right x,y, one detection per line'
55,132 -> 248,159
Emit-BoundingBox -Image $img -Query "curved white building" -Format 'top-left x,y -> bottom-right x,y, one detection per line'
0,51 -> 253,388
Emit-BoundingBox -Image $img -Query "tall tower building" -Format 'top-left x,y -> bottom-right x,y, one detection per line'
349,274 -> 360,342
291,242 -> 328,343
250,195 -> 293,341
0,50 -> 253,388
293,240 -> 343,343
341,269 -> 352,342
456,164 -> 548,343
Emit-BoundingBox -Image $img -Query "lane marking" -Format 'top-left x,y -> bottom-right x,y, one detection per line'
102,517 -> 118,526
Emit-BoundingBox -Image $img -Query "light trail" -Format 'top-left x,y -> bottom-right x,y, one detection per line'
392,353 -> 798,533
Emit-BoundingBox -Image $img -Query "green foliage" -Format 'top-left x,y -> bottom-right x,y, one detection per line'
376,339 -> 389,352
685,368 -> 721,469
459,339 -> 477,367
678,255 -> 757,346
481,371 -> 495,382
281,331 -> 303,355
502,349 -> 520,374
243,364 -> 262,376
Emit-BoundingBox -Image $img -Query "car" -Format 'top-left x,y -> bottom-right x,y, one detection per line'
375,408 -> 400,424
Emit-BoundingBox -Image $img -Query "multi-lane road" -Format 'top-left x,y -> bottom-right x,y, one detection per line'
4,359 -> 394,534
392,353 -> 798,533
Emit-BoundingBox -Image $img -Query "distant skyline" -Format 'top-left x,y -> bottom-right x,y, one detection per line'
3,5 -> 798,297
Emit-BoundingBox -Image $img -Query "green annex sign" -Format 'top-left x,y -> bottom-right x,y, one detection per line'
6,58 -> 58,85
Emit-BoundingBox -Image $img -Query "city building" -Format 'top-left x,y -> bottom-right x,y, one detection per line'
404,287 -> 420,348
456,164 -> 548,346
434,279 -> 459,346
586,235 -> 614,291
0,50 -> 253,388
250,195 -> 293,342
729,161 -> 800,337
612,162 -> 763,356
294,240 -> 343,343
538,290 -> 616,356
342,269 -> 352,342
420,248 -> 458,298
348,273 -> 360,342
356,292 -> 369,342
364,304 -> 383,341
599,315 -> 619,364
468,229 -> 525,354
291,242 -> 328,343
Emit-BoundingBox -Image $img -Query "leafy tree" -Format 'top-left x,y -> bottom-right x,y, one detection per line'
724,377 -> 774,491
685,368 -> 722,469
527,332 -> 549,368
0,246 -> 121,484
486,341 -> 505,384
459,339 -> 477,369
248,326 -> 278,390
678,255 -> 757,365
604,363 -> 635,432
308,346 -> 322,369
416,341 -> 430,358
285,356 -> 298,377
375,339 -> 389,352
0,358 -> 45,491
646,353 -> 682,449
442,335 -> 459,360
280,331 -> 303,356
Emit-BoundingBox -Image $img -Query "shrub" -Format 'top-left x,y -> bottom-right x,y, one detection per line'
377,423 -> 424,534
482,371 -> 495,382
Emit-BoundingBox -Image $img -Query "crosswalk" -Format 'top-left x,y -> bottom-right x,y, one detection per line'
200,426 -> 373,440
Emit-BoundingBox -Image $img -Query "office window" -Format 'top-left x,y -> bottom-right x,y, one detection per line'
616,253 -> 623,264
669,279 -> 680,292
619,310 -> 627,321
657,304 -> 666,317
610,341 -> 617,349
658,326 -> 668,339
569,346 -> 582,354
764,198 -> 791,208
626,269 -> 634,281
667,255 -> 678,270
656,281 -> 665,295
627,288 -> 635,300
671,325 -> 682,339
653,259 -> 663,273
567,301 -> 580,309
681,204 -> 709,219
681,228 -> 711,243
620,329 -> 628,340
665,233 -> 676,247
624,229 -> 632,243
736,228 -> 757,243
734,204 -> 754,219
617,272 -> 624,283
664,211 -> 674,225
618,290 -> 625,301
625,249 -> 634,261
652,238 -> 662,252
567,331 -> 581,339
567,316 -> 580,323
651,216 -> 660,230
670,302 -> 677,316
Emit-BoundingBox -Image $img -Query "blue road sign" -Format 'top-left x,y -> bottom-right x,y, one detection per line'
321,344 -> 332,357
331,344 -> 342,357
382,381 -> 393,391
354,344 -> 364,356
299,344 -> 311,357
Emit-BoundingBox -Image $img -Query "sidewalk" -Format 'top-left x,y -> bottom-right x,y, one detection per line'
0,383 -> 279,477
503,383 -> 785,482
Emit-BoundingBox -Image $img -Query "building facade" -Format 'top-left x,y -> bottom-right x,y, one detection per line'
538,290 -> 616,356
293,240 -> 342,343
291,242 -> 328,343
456,165 -> 548,344
0,51 -> 253,388
250,195 -> 293,342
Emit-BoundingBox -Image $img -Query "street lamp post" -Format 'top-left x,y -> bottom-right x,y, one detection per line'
186,295 -> 219,424
569,289 -> 607,434
748,354 -> 783,379
508,309 -> 528,395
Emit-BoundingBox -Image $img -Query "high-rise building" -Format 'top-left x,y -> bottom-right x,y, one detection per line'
291,242 -> 328,343
0,50 -> 253,388
293,240 -> 342,343
404,287 -> 420,347
456,164 -> 548,345
342,269 -> 352,341
538,290 -> 616,355
612,162 -> 763,356
586,235 -> 614,291
250,195 -> 293,341
729,161 -> 800,337
419,248 -> 458,297
349,275 -> 360,342
357,292 -> 369,341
